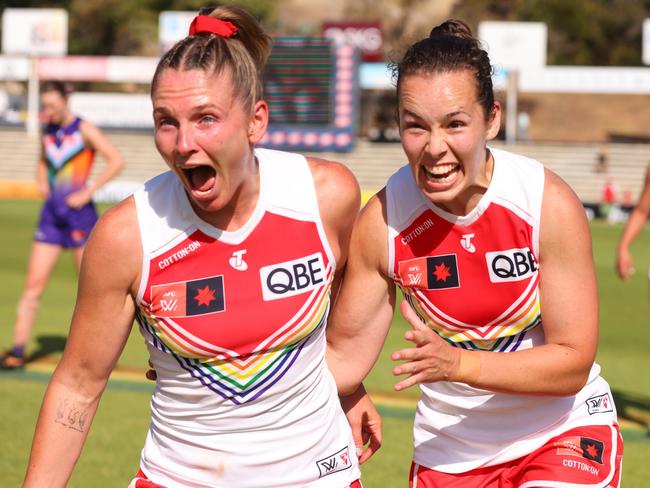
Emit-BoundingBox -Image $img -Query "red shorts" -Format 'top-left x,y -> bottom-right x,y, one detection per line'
129,469 -> 364,487
128,471 -> 164,488
410,424 -> 623,488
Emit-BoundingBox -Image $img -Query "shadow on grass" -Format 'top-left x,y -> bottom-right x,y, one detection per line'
27,334 -> 67,363
612,390 -> 650,435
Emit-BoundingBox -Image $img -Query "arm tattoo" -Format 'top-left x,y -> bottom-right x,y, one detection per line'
55,399 -> 89,432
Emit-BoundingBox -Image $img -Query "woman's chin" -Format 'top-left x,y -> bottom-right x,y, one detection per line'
188,186 -> 217,202
185,185 -> 223,212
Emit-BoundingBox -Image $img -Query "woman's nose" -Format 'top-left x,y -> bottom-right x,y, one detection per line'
426,129 -> 447,159
176,124 -> 197,154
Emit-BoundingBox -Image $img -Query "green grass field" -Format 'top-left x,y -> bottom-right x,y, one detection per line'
1,199 -> 649,487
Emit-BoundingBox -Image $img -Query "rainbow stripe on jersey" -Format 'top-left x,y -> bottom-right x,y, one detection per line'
42,117 -> 94,196
136,267 -> 333,404
400,281 -> 541,351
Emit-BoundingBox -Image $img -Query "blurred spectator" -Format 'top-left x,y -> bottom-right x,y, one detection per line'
600,178 -> 617,221
595,148 -> 609,174
0,81 -> 124,369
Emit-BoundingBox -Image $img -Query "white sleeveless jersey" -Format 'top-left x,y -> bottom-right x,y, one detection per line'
386,147 -> 618,473
132,148 -> 360,487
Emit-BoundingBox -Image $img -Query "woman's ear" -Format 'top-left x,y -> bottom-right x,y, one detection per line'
248,100 -> 269,144
486,101 -> 502,141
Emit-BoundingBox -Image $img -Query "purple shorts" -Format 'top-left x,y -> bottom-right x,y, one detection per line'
34,196 -> 98,248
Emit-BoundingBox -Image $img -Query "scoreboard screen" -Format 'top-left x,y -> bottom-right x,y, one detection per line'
264,37 -> 334,126
260,36 -> 358,152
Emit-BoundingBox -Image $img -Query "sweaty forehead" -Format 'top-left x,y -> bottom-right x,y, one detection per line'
153,68 -> 236,104
156,67 -> 231,88
399,70 -> 478,107
400,69 -> 476,91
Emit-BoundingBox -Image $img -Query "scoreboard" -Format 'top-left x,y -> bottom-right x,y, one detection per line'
260,36 -> 359,152
264,37 -> 333,125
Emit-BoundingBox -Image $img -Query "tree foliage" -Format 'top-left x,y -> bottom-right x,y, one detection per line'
1,0 -> 649,65
451,0 -> 650,66
0,0 -> 277,56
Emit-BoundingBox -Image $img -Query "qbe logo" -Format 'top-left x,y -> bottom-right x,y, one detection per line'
260,252 -> 326,301
485,247 -> 538,283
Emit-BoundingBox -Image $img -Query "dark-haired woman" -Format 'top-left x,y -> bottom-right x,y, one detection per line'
23,6 -> 372,488
327,19 -> 623,487
1,81 -> 124,369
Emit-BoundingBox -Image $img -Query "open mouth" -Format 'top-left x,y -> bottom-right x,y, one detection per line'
422,163 -> 461,184
183,166 -> 217,194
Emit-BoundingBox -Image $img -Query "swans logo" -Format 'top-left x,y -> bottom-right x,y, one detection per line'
260,252 -> 325,301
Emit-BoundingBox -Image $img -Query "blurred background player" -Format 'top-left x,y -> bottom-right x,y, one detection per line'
616,162 -> 650,281
327,19 -> 623,488
23,6 -> 377,487
1,80 -> 124,369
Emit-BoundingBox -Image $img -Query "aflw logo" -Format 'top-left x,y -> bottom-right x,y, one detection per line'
316,446 -> 352,478
407,271 -> 422,285
150,275 -> 225,318
159,299 -> 178,312
159,291 -> 178,312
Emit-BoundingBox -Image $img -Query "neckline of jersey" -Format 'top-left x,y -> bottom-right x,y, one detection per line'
423,146 -> 499,226
177,151 -> 266,245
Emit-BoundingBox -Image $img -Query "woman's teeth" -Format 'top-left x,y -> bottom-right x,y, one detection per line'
423,164 -> 459,183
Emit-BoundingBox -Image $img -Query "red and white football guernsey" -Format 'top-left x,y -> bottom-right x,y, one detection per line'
386,147 -> 618,474
132,148 -> 360,487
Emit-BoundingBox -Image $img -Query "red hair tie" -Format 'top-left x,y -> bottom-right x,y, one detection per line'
188,15 -> 238,37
